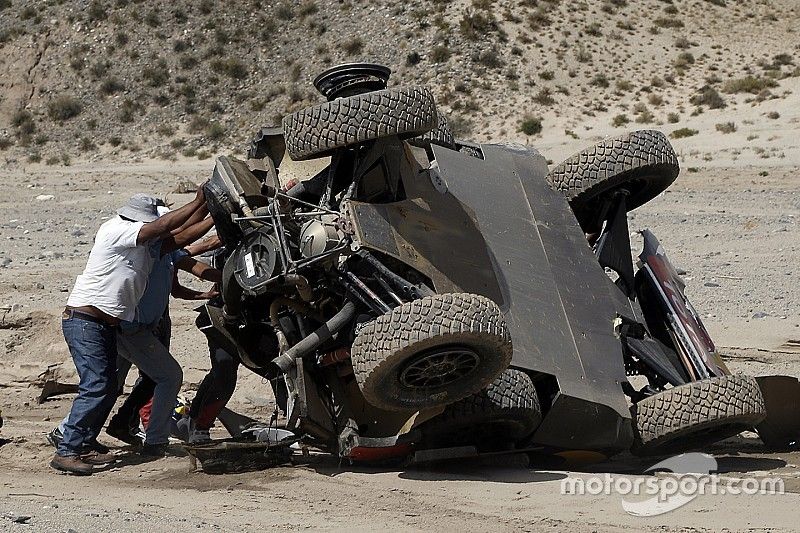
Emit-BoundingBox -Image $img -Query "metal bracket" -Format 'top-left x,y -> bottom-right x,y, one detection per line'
594,192 -> 636,298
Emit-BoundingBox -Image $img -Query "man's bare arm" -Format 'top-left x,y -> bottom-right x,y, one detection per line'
184,234 -> 222,257
171,202 -> 209,236
175,255 -> 223,283
170,270 -> 219,300
137,184 -> 207,245
160,217 -> 215,255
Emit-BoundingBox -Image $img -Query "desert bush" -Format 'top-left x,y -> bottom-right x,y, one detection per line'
341,37 -> 363,56
611,114 -> 629,127
653,18 -> 684,29
28,152 -> 42,163
671,127 -> 698,138
475,48 -> 504,69
277,2 -> 294,20
533,87 -> 555,105
540,70 -> 554,81
722,76 -> 778,94
188,115 -> 210,134
460,10 -> 499,39
667,112 -> 680,123
99,77 -> 125,95
519,115 -> 543,136
142,59 -> 169,87
299,1 -> 317,17
406,52 -> 421,66
590,73 -> 609,88
206,122 -> 226,140
584,22 -> 602,37
87,1 -> 107,21
767,111 -> 780,119
690,85 -> 726,108
430,45 -> 451,63
715,122 -> 736,133
48,96 -> 82,121
210,57 -> 248,79
0,136 -> 12,149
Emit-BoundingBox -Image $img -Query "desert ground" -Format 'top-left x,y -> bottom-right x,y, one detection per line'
0,125 -> 799,531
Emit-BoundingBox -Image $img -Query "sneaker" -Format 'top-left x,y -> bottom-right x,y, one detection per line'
50,454 -> 92,476
178,416 -> 212,444
106,422 -> 142,446
45,427 -> 62,448
80,450 -> 117,465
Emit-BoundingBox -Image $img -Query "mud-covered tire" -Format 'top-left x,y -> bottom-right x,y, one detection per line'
418,368 -> 542,450
632,375 -> 766,456
546,130 -> 679,229
282,86 -> 437,161
408,111 -> 455,150
351,293 -> 512,412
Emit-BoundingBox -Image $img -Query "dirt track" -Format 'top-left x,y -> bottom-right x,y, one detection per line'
1,159 -> 799,531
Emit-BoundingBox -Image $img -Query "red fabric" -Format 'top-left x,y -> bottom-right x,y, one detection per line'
195,400 -> 226,430
139,398 -> 153,430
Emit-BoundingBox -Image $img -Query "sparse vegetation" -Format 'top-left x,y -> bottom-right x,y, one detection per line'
690,86 -> 726,109
671,128 -> 699,139
715,122 -> 737,134
47,96 -> 82,121
210,57 -> 248,79
611,114 -> 630,127
342,37 -> 364,56
722,76 -> 778,94
519,115 -> 543,136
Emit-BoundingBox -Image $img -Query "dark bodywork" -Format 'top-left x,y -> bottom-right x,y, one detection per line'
347,141 -> 635,452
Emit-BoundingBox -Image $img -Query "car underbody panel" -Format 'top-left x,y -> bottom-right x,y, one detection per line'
349,141 -> 634,452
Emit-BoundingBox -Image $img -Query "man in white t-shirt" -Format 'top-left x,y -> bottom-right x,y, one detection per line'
52,188 -> 209,475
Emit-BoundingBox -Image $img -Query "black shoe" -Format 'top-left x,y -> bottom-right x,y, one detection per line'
106,423 -> 142,446
139,443 -> 169,457
82,439 -> 111,454
45,427 -> 63,448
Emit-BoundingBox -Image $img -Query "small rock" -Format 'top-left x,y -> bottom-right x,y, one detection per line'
704,282 -> 720,287
12,515 -> 32,524
35,282 -> 45,289
173,180 -> 199,194
70,229 -> 85,237
752,311 -> 770,319
35,194 -> 54,201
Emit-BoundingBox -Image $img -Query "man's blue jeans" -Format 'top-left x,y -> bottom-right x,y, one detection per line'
57,316 -> 118,457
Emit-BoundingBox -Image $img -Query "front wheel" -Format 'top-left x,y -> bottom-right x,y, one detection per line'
351,293 -> 512,412
631,375 -> 766,456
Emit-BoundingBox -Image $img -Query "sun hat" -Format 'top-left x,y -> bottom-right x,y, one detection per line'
117,193 -> 160,223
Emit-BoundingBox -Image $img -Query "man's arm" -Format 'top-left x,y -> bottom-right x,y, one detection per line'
137,184 -> 207,245
160,217 -> 215,256
170,270 -> 219,300
184,234 -> 223,257
170,203 -> 209,236
175,255 -> 223,283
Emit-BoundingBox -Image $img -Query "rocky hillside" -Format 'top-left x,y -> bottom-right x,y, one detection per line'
0,0 -> 798,165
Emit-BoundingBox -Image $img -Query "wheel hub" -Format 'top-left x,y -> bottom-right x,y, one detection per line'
313,63 -> 391,101
399,347 -> 480,389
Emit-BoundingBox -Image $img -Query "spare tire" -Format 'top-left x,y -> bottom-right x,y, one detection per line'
408,111 -> 455,150
418,368 -> 542,450
351,293 -> 512,412
282,86 -> 437,161
546,130 -> 679,229
632,374 -> 766,456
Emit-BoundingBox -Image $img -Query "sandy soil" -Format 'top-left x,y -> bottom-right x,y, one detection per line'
0,152 -> 799,531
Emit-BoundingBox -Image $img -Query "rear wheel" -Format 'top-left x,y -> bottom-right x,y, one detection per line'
282,86 -> 437,161
546,130 -> 679,230
418,369 -> 542,450
632,375 -> 766,456
351,293 -> 512,412
408,111 -> 455,150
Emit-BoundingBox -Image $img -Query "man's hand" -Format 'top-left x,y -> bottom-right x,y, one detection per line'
136,180 -> 209,245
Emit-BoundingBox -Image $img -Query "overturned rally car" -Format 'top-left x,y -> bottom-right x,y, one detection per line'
195,63 -> 797,467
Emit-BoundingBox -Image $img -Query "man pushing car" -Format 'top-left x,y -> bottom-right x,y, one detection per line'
52,188 -> 208,475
